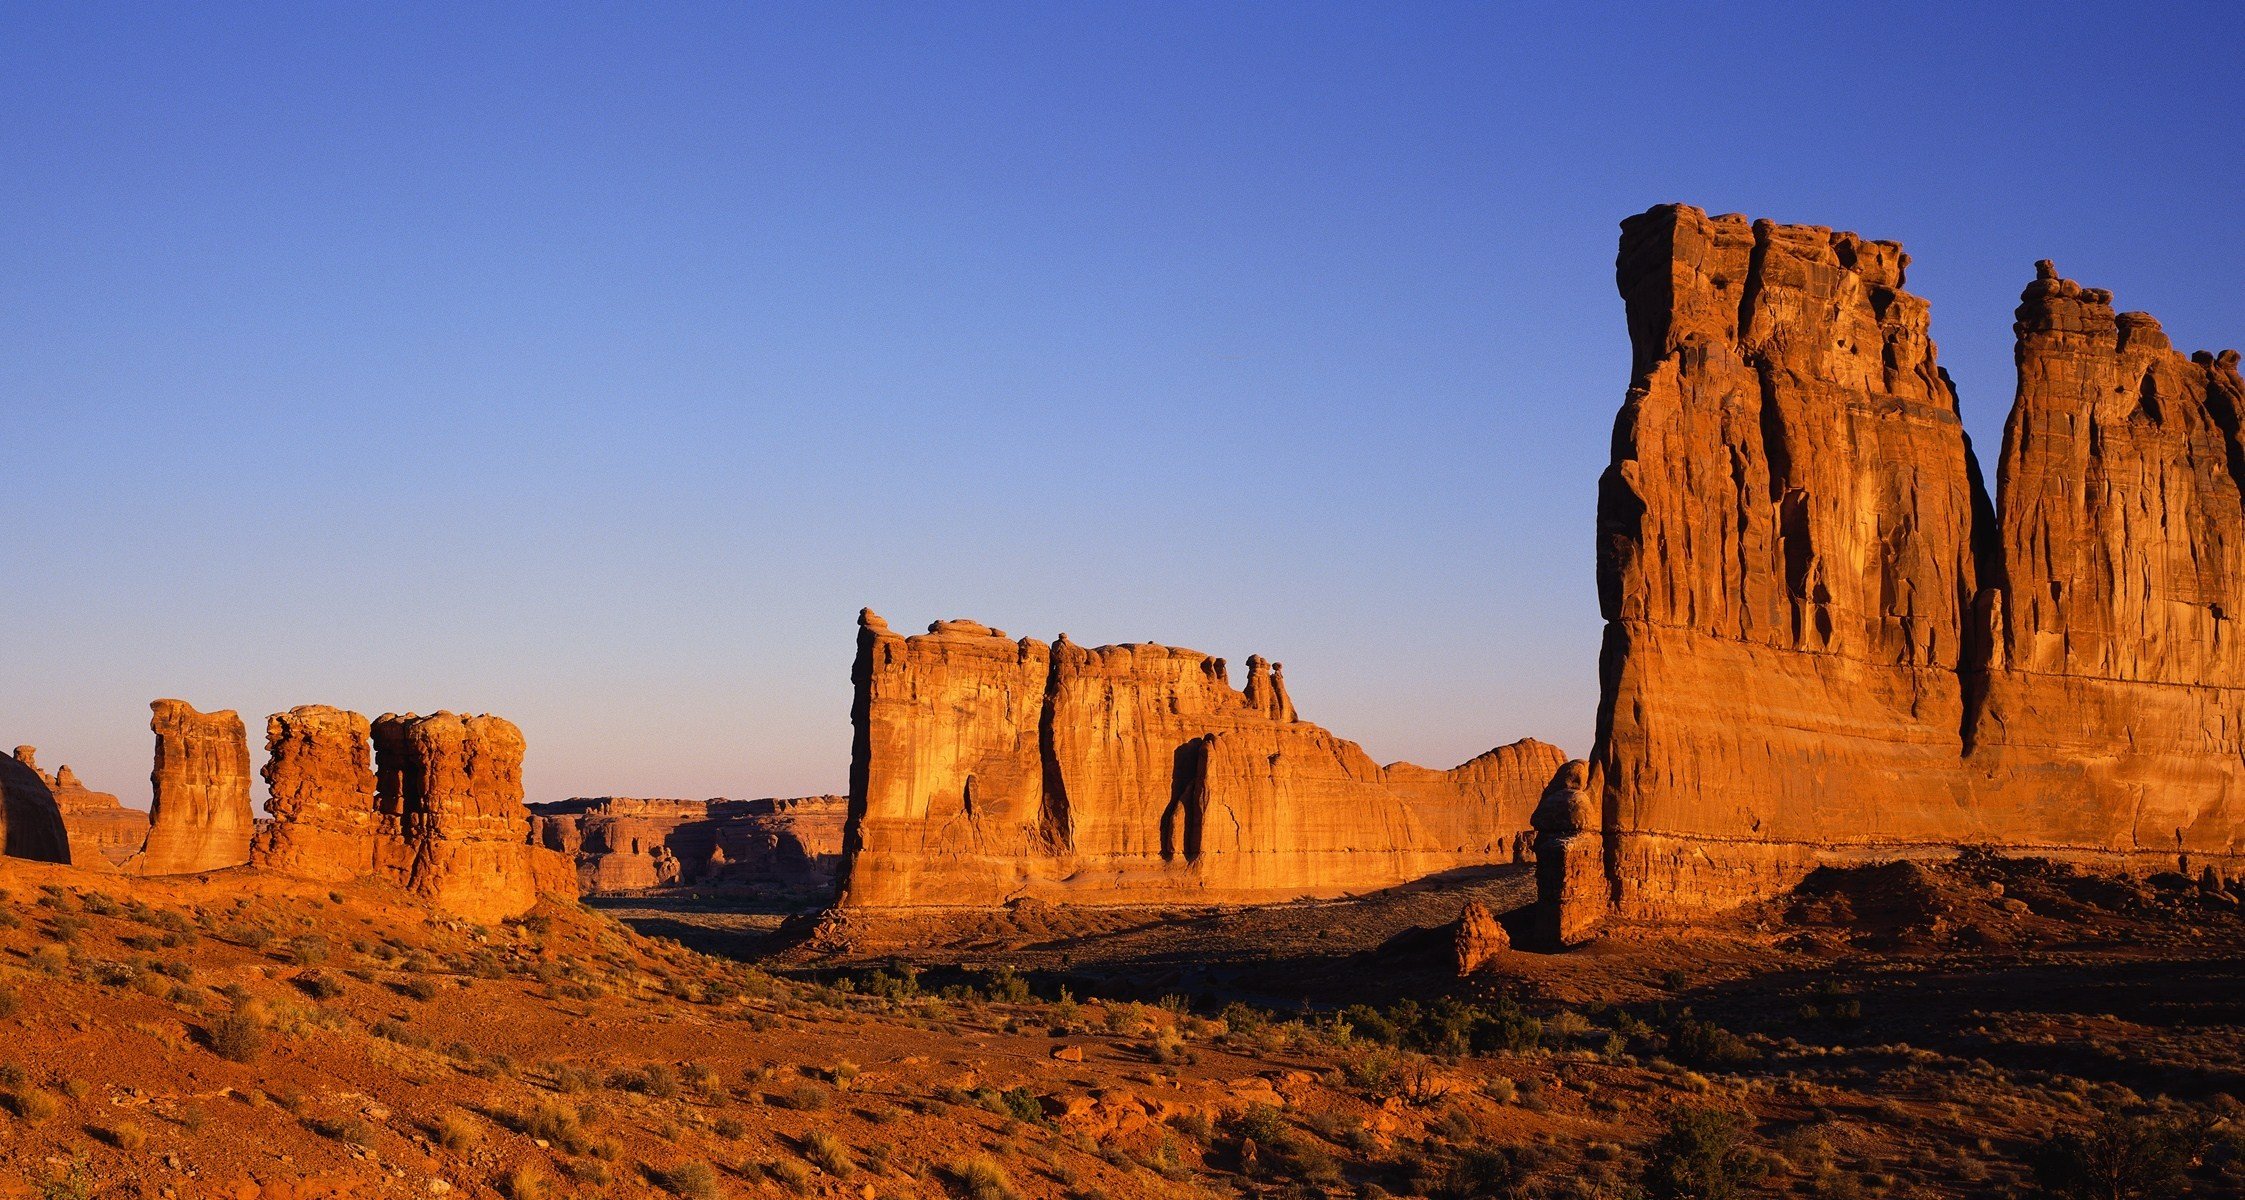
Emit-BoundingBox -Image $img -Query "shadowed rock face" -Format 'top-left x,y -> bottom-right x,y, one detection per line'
1560,203 -> 2245,931
15,750 -> 147,868
0,747 -> 73,864
840,610 -> 1566,908
251,707 -> 574,921
131,699 -> 253,875
530,795 -> 847,897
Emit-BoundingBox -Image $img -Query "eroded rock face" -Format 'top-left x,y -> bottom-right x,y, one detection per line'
841,609 -> 1566,907
21,751 -> 148,868
1454,899 -> 1509,975
1560,204 -> 2245,932
252,707 -> 573,921
0,747 -> 74,864
529,795 -> 848,897
131,699 -> 254,875
253,706 -> 385,882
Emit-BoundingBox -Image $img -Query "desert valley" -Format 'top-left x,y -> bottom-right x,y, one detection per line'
4,204 -> 2244,1198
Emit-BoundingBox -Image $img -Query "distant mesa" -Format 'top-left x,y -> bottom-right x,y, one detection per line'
530,794 -> 847,898
1541,203 -> 2245,941
839,609 -> 1567,908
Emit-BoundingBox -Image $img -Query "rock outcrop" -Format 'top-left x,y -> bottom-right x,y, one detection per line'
1453,899 -> 1509,975
531,795 -> 847,897
1551,204 -> 2245,933
16,751 -> 149,868
841,610 -> 1566,908
130,699 -> 254,875
251,707 -> 574,921
0,747 -> 74,864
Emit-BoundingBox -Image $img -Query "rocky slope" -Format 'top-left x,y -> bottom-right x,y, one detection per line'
842,610 -> 1565,908
1560,204 -> 2245,933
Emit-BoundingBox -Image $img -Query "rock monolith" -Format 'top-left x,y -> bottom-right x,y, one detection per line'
130,699 -> 254,875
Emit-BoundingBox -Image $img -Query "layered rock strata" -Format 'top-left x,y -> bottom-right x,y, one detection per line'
1556,204 -> 2245,931
531,795 -> 847,896
130,699 -> 254,875
17,751 -> 148,868
0,747 -> 74,863
251,708 -> 573,921
841,610 -> 1565,908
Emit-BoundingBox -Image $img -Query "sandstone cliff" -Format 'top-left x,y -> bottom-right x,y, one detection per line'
0,747 -> 74,864
17,751 -> 148,868
530,795 -> 846,897
1554,204 -> 2245,933
251,707 -> 574,921
129,699 -> 254,875
842,610 -> 1566,907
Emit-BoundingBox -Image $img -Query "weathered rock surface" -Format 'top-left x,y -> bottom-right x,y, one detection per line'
130,699 -> 254,875
1530,760 -> 1606,946
841,609 -> 1566,908
252,705 -> 385,882
252,707 -> 573,921
17,750 -> 148,868
1453,898 -> 1508,975
1554,203 -> 2245,932
530,795 -> 847,896
0,747 -> 74,864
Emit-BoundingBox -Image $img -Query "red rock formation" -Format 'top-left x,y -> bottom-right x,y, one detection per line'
1552,204 -> 2245,935
252,706 -> 387,882
530,795 -> 847,896
252,707 -> 573,921
130,699 -> 254,875
0,747 -> 74,864
1530,760 -> 1607,946
842,609 -> 1566,908
1454,899 -> 1508,975
19,751 -> 149,869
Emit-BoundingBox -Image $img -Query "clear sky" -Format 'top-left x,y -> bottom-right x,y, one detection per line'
5,3 -> 2239,809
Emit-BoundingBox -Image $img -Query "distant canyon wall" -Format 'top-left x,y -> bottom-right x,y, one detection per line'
532,794 -> 846,897
840,610 -> 1565,908
1561,204 -> 2245,932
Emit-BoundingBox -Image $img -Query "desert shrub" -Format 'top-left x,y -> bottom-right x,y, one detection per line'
798,1129 -> 855,1176
768,1079 -> 828,1111
395,977 -> 440,1002
1667,1016 -> 1757,1070
306,1113 -> 375,1145
1641,1105 -> 1767,1200
47,913 -> 87,943
282,934 -> 330,966
94,1121 -> 149,1149
429,1110 -> 480,1150
3,1086 -> 58,1123
511,1099 -> 589,1153
611,1062 -> 680,1099
0,985 -> 19,1018
981,966 -> 1032,1004
1417,1142 -> 1543,1200
1225,1103 -> 1341,1185
711,1114 -> 745,1139
765,1159 -> 813,1194
654,1159 -> 720,1200
497,1166 -> 548,1199
293,971 -> 346,1001
2031,1111 -> 2207,1200
204,1013 -> 266,1064
943,1156 -> 1023,1200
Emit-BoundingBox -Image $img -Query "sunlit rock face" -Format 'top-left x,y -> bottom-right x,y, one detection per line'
1559,203 -> 2245,932
131,699 -> 255,875
252,706 -> 574,921
839,609 -> 1566,908
34,754 -> 147,869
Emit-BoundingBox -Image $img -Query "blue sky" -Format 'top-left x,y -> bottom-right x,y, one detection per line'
5,2 -> 2239,806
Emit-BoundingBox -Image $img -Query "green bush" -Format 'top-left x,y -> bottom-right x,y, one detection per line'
1641,1105 -> 1766,1200
2032,1112 -> 2206,1200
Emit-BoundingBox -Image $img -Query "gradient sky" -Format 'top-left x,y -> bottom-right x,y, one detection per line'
6,3 -> 2240,809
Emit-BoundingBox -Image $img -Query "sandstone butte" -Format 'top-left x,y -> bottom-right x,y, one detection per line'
531,795 -> 847,895
1544,203 -> 2245,938
127,698 -> 255,875
839,610 -> 1566,908
11,748 -> 150,869
252,706 -> 575,922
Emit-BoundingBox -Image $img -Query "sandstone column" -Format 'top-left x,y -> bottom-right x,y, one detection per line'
251,705 -> 383,881
130,699 -> 253,875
